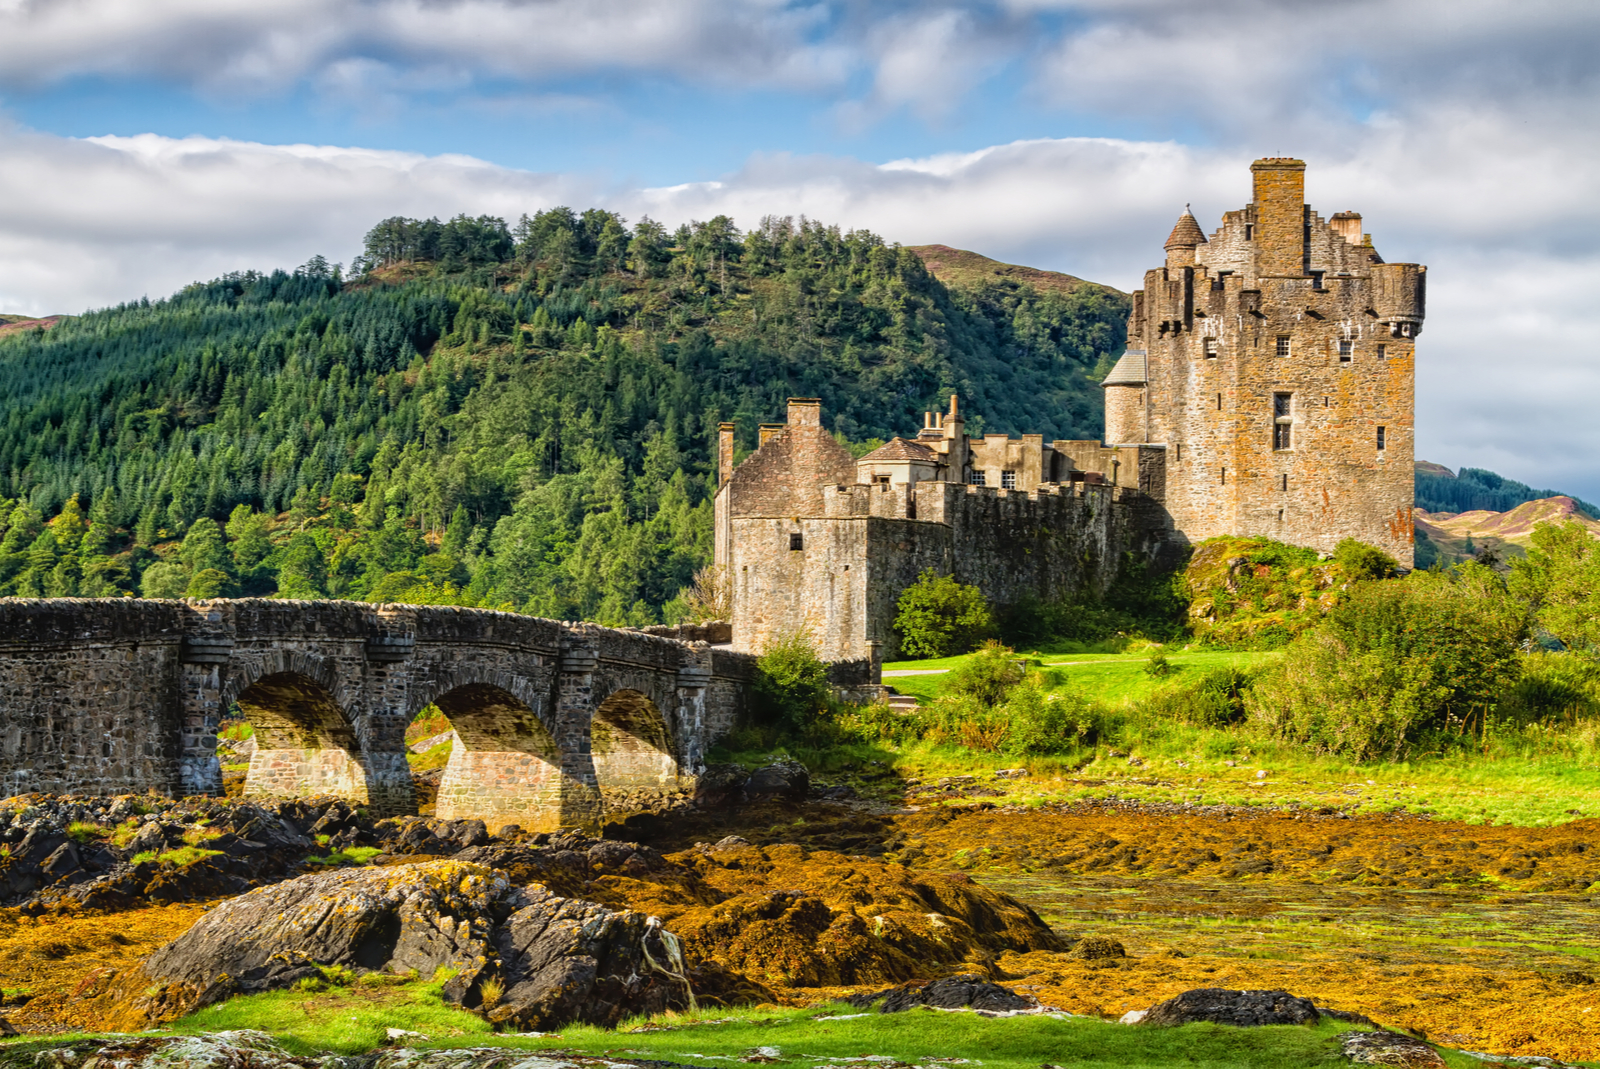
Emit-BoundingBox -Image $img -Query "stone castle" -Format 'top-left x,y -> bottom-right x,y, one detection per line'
715,159 -> 1425,662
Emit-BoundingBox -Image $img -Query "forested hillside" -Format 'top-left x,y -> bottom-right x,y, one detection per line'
0,211 -> 1128,623
1415,461 -> 1599,519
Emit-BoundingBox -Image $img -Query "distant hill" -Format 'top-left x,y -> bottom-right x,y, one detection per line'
0,314 -> 68,335
1416,496 -> 1599,568
908,245 -> 1116,299
0,213 -> 1128,621
1415,460 -> 1598,519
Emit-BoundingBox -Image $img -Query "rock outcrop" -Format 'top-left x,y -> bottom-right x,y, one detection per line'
88,859 -> 691,1032
1140,987 -> 1320,1027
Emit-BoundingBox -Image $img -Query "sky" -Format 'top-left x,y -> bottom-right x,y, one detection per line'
0,0 -> 1597,500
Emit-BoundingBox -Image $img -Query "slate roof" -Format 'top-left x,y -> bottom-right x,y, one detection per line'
1101,350 -> 1148,386
858,437 -> 940,463
1164,207 -> 1208,250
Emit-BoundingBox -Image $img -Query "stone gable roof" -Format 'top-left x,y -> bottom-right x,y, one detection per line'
858,437 -> 940,463
1101,350 -> 1147,386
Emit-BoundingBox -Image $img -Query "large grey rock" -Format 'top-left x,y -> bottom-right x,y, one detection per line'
743,759 -> 809,803
847,974 -> 1034,1015
1140,987 -> 1320,1027
92,858 -> 690,1031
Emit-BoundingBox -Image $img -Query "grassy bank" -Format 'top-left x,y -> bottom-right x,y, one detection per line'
136,988 -> 1497,1069
733,646 -> 1600,827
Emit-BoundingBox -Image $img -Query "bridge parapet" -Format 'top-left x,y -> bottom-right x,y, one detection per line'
0,598 -> 760,830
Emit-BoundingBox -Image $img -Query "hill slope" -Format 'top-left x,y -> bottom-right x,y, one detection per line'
1415,460 -> 1598,518
0,212 -> 1129,622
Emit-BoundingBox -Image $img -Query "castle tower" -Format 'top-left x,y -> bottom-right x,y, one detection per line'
1111,158 -> 1425,565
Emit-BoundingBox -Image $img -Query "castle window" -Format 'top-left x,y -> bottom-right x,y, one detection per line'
1281,474 -> 1288,491
1273,393 -> 1293,451
1377,344 -> 1387,360
1204,338 -> 1218,358
872,474 -> 890,485
1216,392 -> 1222,411
1001,470 -> 1017,489
1276,335 -> 1291,357
789,533 -> 804,551
971,471 -> 985,487
1311,271 -> 1325,291
1377,426 -> 1387,451
1338,339 -> 1353,362
1220,467 -> 1227,485
1245,224 -> 1254,241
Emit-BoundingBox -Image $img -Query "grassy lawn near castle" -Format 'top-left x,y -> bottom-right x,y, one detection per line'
769,646 -> 1600,829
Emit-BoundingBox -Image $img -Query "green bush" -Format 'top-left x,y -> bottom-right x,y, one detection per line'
1000,676 -> 1101,755
1331,538 -> 1400,582
1245,564 -> 1527,759
1497,651 -> 1600,725
1142,648 -> 1175,678
944,640 -> 1025,706
753,630 -> 834,730
894,571 -> 993,658
1139,665 -> 1254,727
1510,519 -> 1600,651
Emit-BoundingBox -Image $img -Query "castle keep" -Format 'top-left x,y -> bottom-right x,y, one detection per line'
715,159 -> 1424,662
1106,158 -> 1423,566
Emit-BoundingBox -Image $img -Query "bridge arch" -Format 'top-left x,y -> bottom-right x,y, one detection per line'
231,666 -> 371,807
421,675 -> 593,833
591,689 -> 682,814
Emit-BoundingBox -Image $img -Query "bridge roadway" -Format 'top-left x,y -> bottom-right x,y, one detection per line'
0,598 -> 771,831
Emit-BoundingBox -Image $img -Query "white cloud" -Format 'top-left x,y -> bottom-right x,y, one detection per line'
2,117 -> 1598,499
0,0 -> 851,96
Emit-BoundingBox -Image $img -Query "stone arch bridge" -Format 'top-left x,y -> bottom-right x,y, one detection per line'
0,599 -> 797,831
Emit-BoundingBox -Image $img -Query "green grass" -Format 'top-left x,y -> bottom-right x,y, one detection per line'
128,846 -> 224,867
307,846 -> 383,866
141,989 -> 1501,1068
883,648 -> 1279,708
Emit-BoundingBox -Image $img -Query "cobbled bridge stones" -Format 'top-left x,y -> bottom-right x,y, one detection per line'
0,598 -> 776,830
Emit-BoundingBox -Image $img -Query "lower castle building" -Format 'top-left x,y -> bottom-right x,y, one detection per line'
715,159 -> 1424,663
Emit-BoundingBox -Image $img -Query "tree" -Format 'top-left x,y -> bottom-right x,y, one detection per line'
894,570 -> 993,659
1509,519 -> 1600,650
140,561 -> 189,599
753,629 -> 832,730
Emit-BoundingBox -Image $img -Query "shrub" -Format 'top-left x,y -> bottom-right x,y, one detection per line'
945,640 -> 1025,707
1140,665 -> 1254,727
1001,676 -> 1101,755
1143,648 -> 1175,678
1332,538 -> 1401,582
753,630 -> 833,730
894,571 -> 992,658
1245,564 -> 1528,760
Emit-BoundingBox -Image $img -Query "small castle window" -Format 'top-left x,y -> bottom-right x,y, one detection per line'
1220,467 -> 1227,486
1244,224 -> 1255,241
873,474 -> 890,485
1338,339 -> 1353,362
1216,392 -> 1222,411
1273,393 -> 1293,451
789,533 -> 804,551
1377,426 -> 1387,451
1001,471 -> 1017,490
1281,474 -> 1288,491
1311,271 -> 1325,291
1376,344 -> 1387,360
1203,338 -> 1218,358
971,471 -> 985,487
1276,335 -> 1291,358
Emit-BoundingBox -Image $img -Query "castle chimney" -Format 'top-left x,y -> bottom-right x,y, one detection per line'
786,398 -> 822,426
1251,158 -> 1308,277
758,423 -> 784,447
1329,211 -> 1363,245
718,422 -> 735,487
